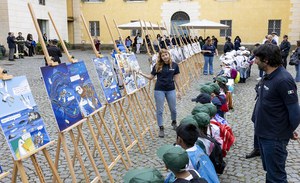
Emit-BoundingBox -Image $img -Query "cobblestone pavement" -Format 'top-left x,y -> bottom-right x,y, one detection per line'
0,50 -> 300,183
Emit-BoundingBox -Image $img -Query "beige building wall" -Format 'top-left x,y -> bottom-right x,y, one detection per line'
78,0 -> 298,46
0,0 -> 68,50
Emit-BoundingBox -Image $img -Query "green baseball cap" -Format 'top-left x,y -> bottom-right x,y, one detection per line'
157,145 -> 189,172
180,115 -> 198,128
193,112 -> 211,128
216,76 -> 228,84
203,103 -> 217,117
191,104 -> 210,115
200,85 -> 213,95
124,167 -> 164,183
209,83 -> 220,94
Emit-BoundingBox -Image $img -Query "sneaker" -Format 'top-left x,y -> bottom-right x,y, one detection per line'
158,126 -> 164,138
171,120 -> 177,130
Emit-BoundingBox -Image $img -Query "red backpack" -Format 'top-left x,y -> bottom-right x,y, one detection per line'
217,95 -> 229,112
210,121 -> 235,157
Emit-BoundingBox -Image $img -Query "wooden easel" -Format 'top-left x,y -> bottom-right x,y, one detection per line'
12,141 -> 62,183
177,24 -> 199,80
45,11 -> 104,183
82,14 -> 143,172
113,19 -> 156,141
0,171 -> 9,180
0,68 -> 62,183
189,26 -> 204,72
27,3 -> 58,66
172,24 -> 192,90
184,26 -> 203,77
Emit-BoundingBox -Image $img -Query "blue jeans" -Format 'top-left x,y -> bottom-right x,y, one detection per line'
295,65 -> 300,82
154,90 -> 177,127
203,56 -> 214,75
258,137 -> 289,183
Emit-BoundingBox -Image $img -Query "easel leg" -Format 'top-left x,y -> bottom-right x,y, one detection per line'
97,111 -> 129,170
118,101 -> 143,154
30,154 -> 46,183
53,134 -> 61,183
59,133 -> 77,183
77,125 -> 104,183
69,130 -> 89,182
108,104 -> 132,166
15,160 -> 29,183
43,149 -> 63,183
128,94 -> 146,148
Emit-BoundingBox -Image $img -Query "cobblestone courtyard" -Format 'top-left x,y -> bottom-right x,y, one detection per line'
0,50 -> 300,182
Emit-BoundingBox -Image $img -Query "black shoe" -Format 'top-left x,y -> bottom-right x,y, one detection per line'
158,126 -> 164,138
245,149 -> 260,159
171,120 -> 177,130
9,59 -> 15,61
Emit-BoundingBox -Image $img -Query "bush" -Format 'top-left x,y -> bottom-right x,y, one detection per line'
36,42 -> 43,54
57,40 -> 70,51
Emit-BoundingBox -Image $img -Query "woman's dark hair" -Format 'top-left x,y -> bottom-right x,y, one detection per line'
297,40 -> 300,47
176,123 -> 199,148
217,82 -> 228,93
253,43 -> 282,67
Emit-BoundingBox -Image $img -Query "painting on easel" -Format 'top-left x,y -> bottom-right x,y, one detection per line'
115,53 -> 137,94
41,64 -> 83,131
67,61 -> 102,116
93,56 -> 122,103
125,53 -> 147,89
0,76 -> 51,160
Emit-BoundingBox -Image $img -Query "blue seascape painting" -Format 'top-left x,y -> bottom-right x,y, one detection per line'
41,64 -> 83,131
93,57 -> 122,103
67,61 -> 102,116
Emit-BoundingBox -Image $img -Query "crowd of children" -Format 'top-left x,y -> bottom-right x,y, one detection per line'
124,74 -> 236,183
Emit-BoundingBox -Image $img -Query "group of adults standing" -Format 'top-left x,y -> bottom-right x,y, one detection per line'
6,32 -> 36,61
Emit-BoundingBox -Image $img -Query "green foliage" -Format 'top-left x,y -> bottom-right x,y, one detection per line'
36,42 -> 43,54
57,40 -> 70,51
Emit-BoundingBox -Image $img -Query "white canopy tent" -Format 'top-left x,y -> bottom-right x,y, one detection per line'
118,21 -> 166,30
179,19 -> 229,37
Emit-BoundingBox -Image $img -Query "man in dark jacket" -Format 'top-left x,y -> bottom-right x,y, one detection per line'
45,39 -> 62,66
7,32 -> 16,61
223,37 -> 234,54
279,35 -> 291,68
252,44 -> 300,183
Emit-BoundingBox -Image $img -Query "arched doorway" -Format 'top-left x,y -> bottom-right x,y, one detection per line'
171,11 -> 190,35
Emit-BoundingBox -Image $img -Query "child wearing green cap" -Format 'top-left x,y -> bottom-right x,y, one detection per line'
176,124 -> 219,183
124,167 -> 164,183
157,144 -> 207,183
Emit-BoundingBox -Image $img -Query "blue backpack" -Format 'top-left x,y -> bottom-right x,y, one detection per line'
188,145 -> 220,183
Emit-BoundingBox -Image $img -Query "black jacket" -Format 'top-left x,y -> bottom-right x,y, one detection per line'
47,45 -> 62,63
279,40 -> 291,57
223,41 -> 234,53
7,36 -> 16,49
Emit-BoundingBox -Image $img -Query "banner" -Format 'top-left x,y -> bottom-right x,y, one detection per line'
93,57 -> 122,103
0,76 -> 51,160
